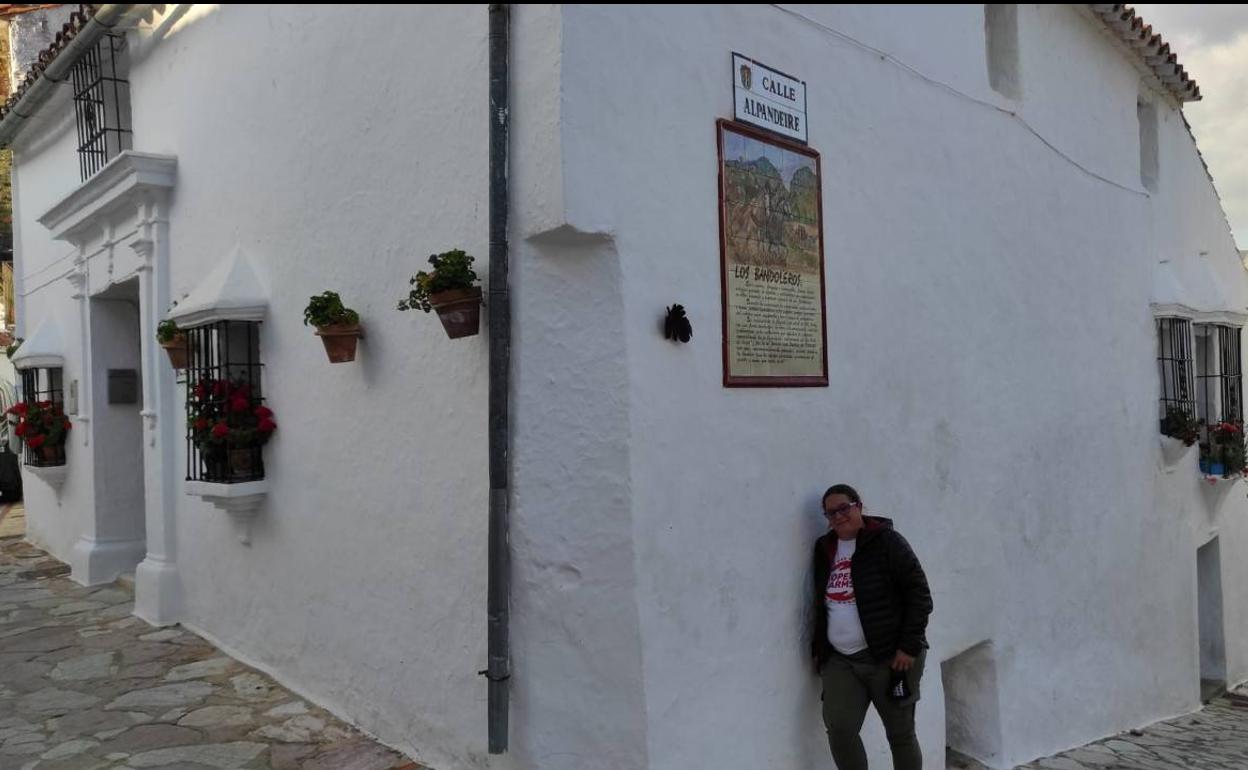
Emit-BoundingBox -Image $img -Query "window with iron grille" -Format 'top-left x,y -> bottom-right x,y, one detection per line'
1195,323 -> 1243,430
1157,317 -> 1196,423
19,367 -> 65,467
70,32 -> 132,182
184,321 -> 268,484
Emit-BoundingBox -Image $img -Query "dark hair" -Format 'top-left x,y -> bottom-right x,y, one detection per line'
822,484 -> 861,507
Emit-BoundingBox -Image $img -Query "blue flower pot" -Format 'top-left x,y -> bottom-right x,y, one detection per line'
1201,459 -> 1226,476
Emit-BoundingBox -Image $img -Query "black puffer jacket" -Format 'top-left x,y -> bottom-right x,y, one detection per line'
811,516 -> 932,667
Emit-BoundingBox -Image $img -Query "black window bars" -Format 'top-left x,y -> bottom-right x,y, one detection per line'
1157,317 -> 1196,422
1196,323 -> 1243,429
70,32 -> 132,182
184,321 -> 266,484
19,367 -> 65,467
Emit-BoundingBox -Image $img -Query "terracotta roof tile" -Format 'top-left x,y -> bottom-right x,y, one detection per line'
1088,4 -> 1201,102
0,4 -> 98,123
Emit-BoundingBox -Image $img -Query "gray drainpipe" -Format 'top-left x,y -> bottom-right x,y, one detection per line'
486,2 -> 511,756
0,5 -> 153,147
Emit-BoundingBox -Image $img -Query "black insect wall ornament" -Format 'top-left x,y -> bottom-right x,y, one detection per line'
664,304 -> 692,343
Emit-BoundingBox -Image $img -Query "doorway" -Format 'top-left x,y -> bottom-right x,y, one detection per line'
1197,537 -> 1226,701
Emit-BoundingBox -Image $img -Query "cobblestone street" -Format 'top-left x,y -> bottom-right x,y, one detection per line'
1013,697 -> 1248,770
948,693 -> 1248,770
0,537 -> 424,770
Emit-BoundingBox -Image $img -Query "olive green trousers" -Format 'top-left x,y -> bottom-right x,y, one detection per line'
820,648 -> 925,770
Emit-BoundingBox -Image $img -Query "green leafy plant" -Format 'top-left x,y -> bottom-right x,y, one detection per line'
303,291 -> 360,328
156,320 -> 182,345
397,249 -> 479,313
1160,405 -> 1201,446
4,337 -> 21,359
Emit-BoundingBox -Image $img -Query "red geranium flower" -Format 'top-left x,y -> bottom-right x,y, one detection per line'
230,397 -> 250,413
211,422 -> 229,439
14,422 -> 25,437
193,418 -> 209,431
27,435 -> 45,449
257,418 -> 276,434
253,406 -> 273,419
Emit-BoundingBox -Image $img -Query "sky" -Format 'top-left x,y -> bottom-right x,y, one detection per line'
1133,5 -> 1248,248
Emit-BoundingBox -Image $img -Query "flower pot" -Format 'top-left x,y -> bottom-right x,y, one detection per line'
39,444 -> 64,466
228,447 -> 257,481
430,287 -> 482,339
1200,458 -> 1228,477
314,323 -> 363,363
200,446 -> 261,483
160,333 -> 191,370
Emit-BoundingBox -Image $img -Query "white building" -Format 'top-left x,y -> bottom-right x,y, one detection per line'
3,4 -> 1247,769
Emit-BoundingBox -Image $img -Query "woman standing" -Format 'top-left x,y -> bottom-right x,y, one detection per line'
812,484 -> 933,770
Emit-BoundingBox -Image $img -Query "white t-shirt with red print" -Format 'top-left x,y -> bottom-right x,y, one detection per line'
826,538 -> 869,655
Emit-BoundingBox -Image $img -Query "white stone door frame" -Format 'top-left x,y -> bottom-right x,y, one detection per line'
38,152 -> 183,624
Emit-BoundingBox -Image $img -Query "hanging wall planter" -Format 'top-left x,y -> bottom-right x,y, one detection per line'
398,249 -> 482,339
430,287 -> 483,339
1160,436 -> 1197,466
157,320 -> 191,369
303,291 -> 363,363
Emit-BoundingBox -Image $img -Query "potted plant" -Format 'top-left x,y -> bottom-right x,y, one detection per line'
1200,422 -> 1246,478
157,320 -> 191,370
187,378 -> 277,482
6,400 -> 71,466
1159,405 -> 1201,465
397,249 -> 482,338
303,291 -> 363,363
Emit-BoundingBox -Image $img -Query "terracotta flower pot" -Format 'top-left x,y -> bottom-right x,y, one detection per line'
39,444 -> 64,466
160,333 -> 191,370
314,323 -> 363,363
229,447 -> 258,481
430,287 -> 482,339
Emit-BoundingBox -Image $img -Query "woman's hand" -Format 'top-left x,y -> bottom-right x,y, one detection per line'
890,651 -> 915,672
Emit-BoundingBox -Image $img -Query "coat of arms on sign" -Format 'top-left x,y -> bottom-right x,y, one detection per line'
739,64 -> 752,90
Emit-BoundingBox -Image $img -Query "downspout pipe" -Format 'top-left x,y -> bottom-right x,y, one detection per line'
0,4 -> 152,147
486,2 -> 511,755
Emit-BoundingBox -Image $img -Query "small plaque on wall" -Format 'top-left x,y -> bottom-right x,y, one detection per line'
107,369 -> 139,404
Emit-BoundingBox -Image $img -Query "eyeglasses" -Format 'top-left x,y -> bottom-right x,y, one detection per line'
823,502 -> 859,518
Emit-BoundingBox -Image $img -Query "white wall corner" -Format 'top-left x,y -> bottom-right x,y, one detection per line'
513,4 -> 614,243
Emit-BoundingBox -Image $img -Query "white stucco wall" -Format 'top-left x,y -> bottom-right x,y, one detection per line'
11,91 -> 94,561
11,4 -> 1248,770
518,4 -> 1246,769
12,5 -> 497,769
122,6 -> 495,768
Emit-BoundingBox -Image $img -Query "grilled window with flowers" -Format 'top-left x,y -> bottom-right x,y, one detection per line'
1195,324 -> 1245,476
184,321 -> 275,483
11,368 -> 69,467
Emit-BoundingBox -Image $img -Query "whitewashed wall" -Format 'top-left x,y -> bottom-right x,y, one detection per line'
11,89 -> 92,561
126,6 -> 495,768
515,4 -> 1245,769
11,4 -> 1248,770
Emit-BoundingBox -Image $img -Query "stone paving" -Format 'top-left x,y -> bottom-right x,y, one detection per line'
948,693 -> 1248,770
0,537 -> 427,770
